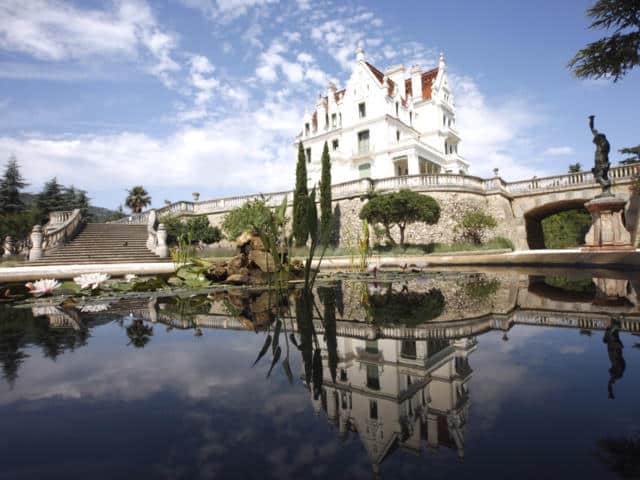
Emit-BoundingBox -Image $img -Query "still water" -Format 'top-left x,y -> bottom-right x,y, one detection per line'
1,269 -> 639,479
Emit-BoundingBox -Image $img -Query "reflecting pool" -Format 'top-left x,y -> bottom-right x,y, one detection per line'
1,269 -> 640,479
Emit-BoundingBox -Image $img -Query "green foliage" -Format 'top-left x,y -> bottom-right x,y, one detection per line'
568,0 -> 640,81
359,189 -> 440,247
36,177 -> 66,215
463,277 -> 501,300
0,210 -> 40,243
221,198 -> 272,240
620,145 -> 640,164
125,186 -> 151,213
319,141 -> 332,246
0,156 -> 28,214
369,288 -> 445,326
456,208 -> 498,244
293,141 -> 309,246
162,215 -> 221,245
568,163 -> 582,173
541,209 -> 592,248
61,185 -> 90,218
544,276 -> 596,294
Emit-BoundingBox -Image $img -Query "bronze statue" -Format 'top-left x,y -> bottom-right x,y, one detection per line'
589,115 -> 612,197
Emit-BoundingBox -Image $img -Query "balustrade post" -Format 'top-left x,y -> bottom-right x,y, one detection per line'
29,225 -> 43,261
156,223 -> 169,258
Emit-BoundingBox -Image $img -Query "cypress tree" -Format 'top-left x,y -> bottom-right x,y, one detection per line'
293,142 -> 309,246
319,141 -> 332,246
0,156 -> 28,214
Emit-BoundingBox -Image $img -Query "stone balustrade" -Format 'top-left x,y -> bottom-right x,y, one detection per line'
111,164 -> 638,224
29,209 -> 83,261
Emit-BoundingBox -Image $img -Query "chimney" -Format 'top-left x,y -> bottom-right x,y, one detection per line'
385,64 -> 405,99
410,65 -> 422,101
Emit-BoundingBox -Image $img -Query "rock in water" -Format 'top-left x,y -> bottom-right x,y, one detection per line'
226,274 -> 249,285
227,255 -> 246,275
248,250 -> 278,273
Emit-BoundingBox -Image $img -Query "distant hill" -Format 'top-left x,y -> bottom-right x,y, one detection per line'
20,192 -> 123,223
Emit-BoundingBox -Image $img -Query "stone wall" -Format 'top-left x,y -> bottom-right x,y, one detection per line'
331,191 -> 516,247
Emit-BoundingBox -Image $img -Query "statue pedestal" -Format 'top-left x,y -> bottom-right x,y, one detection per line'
582,196 -> 634,251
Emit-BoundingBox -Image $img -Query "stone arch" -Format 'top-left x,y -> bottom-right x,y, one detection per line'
524,198 -> 591,249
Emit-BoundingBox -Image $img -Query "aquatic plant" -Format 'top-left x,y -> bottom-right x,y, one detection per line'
73,273 -> 110,290
124,274 -> 138,282
25,279 -> 61,296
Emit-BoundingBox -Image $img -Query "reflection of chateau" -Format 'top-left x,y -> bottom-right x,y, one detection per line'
310,333 -> 475,474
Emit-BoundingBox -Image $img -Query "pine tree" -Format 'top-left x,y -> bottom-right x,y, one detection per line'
293,142 -> 309,246
0,156 -> 28,214
568,0 -> 640,81
36,177 -> 65,216
319,141 -> 332,246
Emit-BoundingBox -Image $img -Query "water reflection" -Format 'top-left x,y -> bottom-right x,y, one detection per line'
1,270 -> 640,478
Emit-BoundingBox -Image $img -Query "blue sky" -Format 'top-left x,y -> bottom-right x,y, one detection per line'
0,0 -> 638,209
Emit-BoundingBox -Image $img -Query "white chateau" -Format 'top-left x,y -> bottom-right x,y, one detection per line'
299,47 -> 468,187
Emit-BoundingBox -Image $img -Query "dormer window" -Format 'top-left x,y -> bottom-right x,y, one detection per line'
331,113 -> 337,127
358,102 -> 366,119
305,123 -> 310,136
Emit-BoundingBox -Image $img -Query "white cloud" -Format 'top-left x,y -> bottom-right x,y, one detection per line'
0,109 -> 299,197
179,0 -> 277,22
455,75 -> 547,180
0,0 -> 180,85
544,146 -> 574,156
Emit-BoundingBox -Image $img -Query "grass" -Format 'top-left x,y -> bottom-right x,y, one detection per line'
196,236 -> 514,261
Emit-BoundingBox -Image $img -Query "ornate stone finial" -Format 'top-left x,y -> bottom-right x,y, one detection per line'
356,45 -> 365,62
192,192 -> 200,202
493,168 -> 499,177
439,52 -> 445,66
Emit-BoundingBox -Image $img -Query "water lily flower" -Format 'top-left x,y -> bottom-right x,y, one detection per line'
124,274 -> 138,283
25,279 -> 61,296
74,273 -> 111,290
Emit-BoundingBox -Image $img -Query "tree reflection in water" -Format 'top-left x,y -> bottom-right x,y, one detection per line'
603,319 -> 626,399
126,319 -> 153,348
596,435 -> 640,479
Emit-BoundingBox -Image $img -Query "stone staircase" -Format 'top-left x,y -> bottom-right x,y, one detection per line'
29,223 -> 172,265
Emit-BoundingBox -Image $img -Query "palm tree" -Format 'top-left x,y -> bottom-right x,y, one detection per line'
125,186 -> 151,213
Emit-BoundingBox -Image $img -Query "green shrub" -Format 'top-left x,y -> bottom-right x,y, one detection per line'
369,288 -> 445,326
456,208 -> 498,244
359,189 -> 440,247
541,209 -> 591,248
161,215 -> 221,245
221,198 -> 272,240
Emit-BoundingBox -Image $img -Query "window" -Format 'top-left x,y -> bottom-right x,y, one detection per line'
359,163 -> 371,179
358,102 -> 366,118
332,139 -> 339,151
395,102 -> 399,116
369,400 -> 378,419
401,340 -> 417,359
305,148 -> 311,164
331,113 -> 337,127
365,339 -> 378,354
366,365 -> 380,390
305,123 -> 310,136
358,130 -> 370,154
396,130 -> 400,142
340,368 -> 348,382
409,111 -> 413,125
443,114 -> 446,126
339,113 -> 342,126
325,113 -> 329,129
